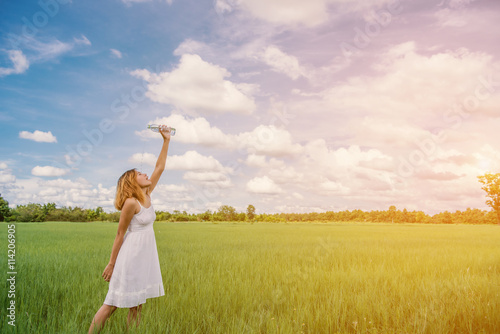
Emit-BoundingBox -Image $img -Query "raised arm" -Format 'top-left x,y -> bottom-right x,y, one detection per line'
148,127 -> 171,194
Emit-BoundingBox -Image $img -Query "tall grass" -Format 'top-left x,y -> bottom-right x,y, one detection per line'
1,222 -> 500,333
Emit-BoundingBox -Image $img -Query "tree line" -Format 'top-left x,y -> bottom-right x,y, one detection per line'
0,197 -> 498,225
1,172 -> 499,224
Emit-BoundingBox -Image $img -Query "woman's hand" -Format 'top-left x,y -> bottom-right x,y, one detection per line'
159,125 -> 171,141
102,263 -> 115,282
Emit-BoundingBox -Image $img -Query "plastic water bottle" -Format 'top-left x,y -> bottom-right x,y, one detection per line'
147,124 -> 176,136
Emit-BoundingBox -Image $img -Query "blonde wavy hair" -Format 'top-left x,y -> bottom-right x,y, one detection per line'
114,168 -> 148,210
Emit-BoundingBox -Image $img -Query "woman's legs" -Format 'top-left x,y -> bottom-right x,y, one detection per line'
127,304 -> 143,329
88,304 -> 117,334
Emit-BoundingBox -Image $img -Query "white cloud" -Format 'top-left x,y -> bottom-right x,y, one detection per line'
183,171 -> 232,188
0,163 -> 17,185
0,170 -> 16,184
236,125 -> 303,156
215,0 -> 398,27
27,38 -> 74,62
3,36 -> 92,74
438,0 -> 477,10
268,165 -> 303,184
319,180 -> 350,194
137,114 -> 303,157
110,48 -> 123,58
353,117 -> 433,148
3,177 -> 116,210
310,42 -> 500,130
74,35 -> 91,46
218,0 -> 329,27
155,184 -> 188,192
245,154 -> 268,168
247,176 -> 284,194
129,152 -> 157,166
19,130 -> 57,143
0,50 -> 29,77
31,166 -> 70,177
136,114 -> 235,148
173,39 -> 209,56
434,8 -> 468,27
130,54 -> 257,115
304,140 -> 393,170
261,46 -> 305,79
166,150 -> 231,173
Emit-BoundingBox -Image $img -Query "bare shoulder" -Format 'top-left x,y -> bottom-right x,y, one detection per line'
123,197 -> 140,214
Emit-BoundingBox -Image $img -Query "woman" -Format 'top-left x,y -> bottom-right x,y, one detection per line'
89,126 -> 171,333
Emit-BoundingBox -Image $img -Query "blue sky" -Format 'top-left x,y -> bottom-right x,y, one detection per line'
1,0 -> 500,214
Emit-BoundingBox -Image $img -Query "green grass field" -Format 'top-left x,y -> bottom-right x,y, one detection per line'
1,221 -> 500,333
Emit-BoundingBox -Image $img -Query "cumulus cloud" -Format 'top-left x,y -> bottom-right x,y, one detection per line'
0,50 -> 29,77
130,150 -> 234,189
130,54 -> 257,115
31,166 -> 69,177
2,173 -> 196,212
300,42 -> 500,148
166,150 -> 232,173
245,154 -> 273,168
247,176 -> 284,194
147,151 -> 235,189
183,171 -> 232,188
137,114 -> 303,157
319,180 -> 350,194
261,46 -> 306,79
237,125 -> 304,156
173,39 -> 210,56
136,114 -> 234,148
2,177 -> 116,209
19,130 -> 57,143
0,171 -> 16,184
129,152 -> 157,166
215,0 -> 398,27
0,163 -> 17,185
216,0 -> 329,27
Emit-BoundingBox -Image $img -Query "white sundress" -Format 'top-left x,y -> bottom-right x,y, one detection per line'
104,199 -> 165,308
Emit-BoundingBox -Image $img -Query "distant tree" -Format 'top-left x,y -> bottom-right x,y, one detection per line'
218,205 -> 237,221
388,205 -> 397,223
10,203 -> 46,222
478,173 -> 500,225
85,206 -> 103,221
196,210 -> 212,222
0,194 -> 10,221
434,211 -> 453,224
246,205 -> 256,221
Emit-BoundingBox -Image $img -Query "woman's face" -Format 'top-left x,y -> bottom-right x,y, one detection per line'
136,171 -> 152,188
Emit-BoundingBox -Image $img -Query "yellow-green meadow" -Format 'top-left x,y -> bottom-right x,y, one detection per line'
1,221 -> 500,333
